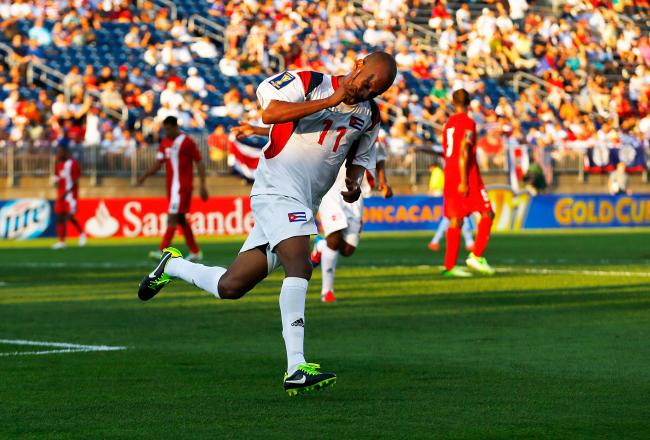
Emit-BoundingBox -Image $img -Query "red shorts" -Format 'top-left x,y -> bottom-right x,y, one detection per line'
54,195 -> 77,215
444,187 -> 492,219
168,189 -> 192,214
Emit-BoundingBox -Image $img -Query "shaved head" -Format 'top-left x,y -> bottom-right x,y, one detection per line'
344,51 -> 397,104
363,51 -> 398,92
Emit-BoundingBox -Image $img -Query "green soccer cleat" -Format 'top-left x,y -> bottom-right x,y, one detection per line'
442,266 -> 473,278
138,247 -> 183,301
466,252 -> 496,275
283,363 -> 336,396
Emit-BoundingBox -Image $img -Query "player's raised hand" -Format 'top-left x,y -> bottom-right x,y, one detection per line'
327,78 -> 355,107
341,177 -> 361,203
458,181 -> 468,197
232,122 -> 256,140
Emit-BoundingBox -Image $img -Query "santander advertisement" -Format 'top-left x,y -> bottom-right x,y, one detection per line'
70,197 -> 254,238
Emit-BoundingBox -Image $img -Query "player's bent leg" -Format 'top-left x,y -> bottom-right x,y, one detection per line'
217,247 -> 270,299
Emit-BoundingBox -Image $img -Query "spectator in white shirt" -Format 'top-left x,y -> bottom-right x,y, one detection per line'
476,8 -> 497,39
160,81 -> 184,111
394,46 -> 415,70
495,3 -> 514,33
51,93 -> 69,119
509,0 -> 528,30
219,49 -> 240,76
191,36 -> 219,59
363,20 -> 382,46
456,4 -> 471,34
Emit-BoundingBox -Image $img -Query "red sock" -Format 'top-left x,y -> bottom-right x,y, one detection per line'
160,226 -> 175,250
473,216 -> 493,257
444,226 -> 461,271
181,222 -> 199,254
57,221 -> 66,242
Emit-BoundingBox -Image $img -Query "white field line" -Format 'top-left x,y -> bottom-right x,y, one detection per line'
496,267 -> 650,278
0,339 -> 127,357
364,265 -> 650,278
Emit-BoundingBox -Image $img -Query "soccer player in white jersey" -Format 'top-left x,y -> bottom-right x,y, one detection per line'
137,52 -> 397,396
311,139 -> 393,303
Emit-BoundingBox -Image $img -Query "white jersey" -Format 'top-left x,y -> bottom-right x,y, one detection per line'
252,70 -> 381,211
328,135 -> 388,198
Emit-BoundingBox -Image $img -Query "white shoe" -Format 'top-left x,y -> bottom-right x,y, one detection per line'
78,233 -> 87,247
186,251 -> 203,262
52,241 -> 66,250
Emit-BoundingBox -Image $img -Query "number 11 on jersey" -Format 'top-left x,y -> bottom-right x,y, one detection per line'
318,119 -> 347,152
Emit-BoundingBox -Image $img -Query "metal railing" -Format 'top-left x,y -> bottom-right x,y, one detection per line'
188,14 -> 285,73
2,138 -> 646,187
0,42 -> 17,68
0,140 -> 230,185
188,14 -> 227,49
512,71 -> 554,97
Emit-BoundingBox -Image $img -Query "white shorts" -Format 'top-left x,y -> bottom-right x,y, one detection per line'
318,189 -> 363,247
240,194 -> 318,254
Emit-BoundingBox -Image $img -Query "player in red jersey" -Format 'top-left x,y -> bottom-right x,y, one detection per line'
52,146 -> 87,249
441,89 -> 495,277
138,116 -> 208,261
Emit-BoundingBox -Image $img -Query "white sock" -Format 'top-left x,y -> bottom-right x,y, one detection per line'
320,246 -> 339,295
279,277 -> 308,375
316,238 -> 327,253
461,219 -> 474,247
165,258 -> 226,298
432,217 -> 450,244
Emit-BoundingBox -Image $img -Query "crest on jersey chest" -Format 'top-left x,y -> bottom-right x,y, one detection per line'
269,72 -> 295,89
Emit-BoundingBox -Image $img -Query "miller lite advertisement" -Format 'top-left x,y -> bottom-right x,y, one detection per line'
0,198 -> 54,240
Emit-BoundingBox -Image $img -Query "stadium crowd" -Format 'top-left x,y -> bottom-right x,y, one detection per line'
0,0 -> 648,186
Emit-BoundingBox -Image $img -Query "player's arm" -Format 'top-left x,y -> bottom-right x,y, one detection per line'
458,129 -> 472,196
190,139 -> 209,201
195,159 -> 208,201
232,121 -> 270,139
376,159 -> 393,198
375,142 -> 393,198
262,88 -> 347,124
137,157 -> 163,185
341,164 -> 365,203
257,72 -> 352,125
342,120 -> 380,203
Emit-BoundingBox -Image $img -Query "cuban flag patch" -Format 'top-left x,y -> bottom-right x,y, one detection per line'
288,212 -> 307,223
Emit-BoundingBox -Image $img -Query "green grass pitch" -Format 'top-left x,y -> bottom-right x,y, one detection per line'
1,231 -> 649,439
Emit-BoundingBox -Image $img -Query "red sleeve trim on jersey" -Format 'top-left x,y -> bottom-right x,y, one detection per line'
331,75 -> 340,91
297,71 -> 324,98
265,120 -> 296,159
